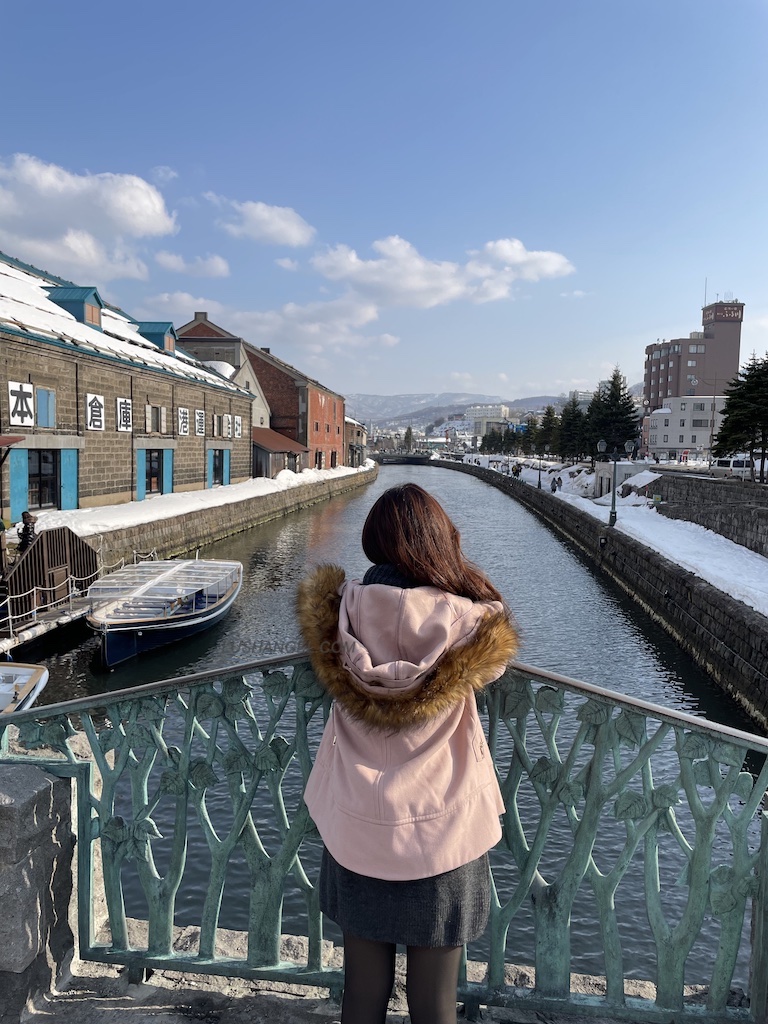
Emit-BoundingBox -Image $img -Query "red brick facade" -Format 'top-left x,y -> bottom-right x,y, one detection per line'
307,388 -> 344,468
177,314 -> 346,468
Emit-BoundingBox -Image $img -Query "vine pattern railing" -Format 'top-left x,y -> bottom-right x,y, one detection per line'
1,656 -> 767,1023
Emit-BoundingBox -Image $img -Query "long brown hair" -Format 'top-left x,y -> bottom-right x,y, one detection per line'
361,483 -> 502,602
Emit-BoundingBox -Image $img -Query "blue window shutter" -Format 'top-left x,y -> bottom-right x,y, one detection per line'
223,449 -> 231,485
9,449 -> 29,523
60,450 -> 78,510
207,449 -> 214,488
162,450 -> 174,494
136,449 -> 146,501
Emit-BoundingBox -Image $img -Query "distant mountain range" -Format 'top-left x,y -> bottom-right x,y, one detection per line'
345,386 -> 644,430
345,392 -> 562,429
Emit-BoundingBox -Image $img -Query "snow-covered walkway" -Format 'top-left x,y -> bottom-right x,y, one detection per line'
513,463 -> 768,619
10,457 -> 768,620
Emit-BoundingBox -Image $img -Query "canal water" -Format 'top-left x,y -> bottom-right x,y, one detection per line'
35,466 -> 758,985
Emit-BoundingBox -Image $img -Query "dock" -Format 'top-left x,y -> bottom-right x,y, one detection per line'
0,597 -> 91,655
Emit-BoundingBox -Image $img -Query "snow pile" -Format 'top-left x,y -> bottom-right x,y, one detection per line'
621,470 -> 662,492
15,462 -> 375,540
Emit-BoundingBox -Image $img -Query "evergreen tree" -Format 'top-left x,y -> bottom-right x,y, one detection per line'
713,354 -> 768,482
519,416 -> 538,455
403,426 -> 413,452
538,405 -> 560,455
559,396 -> 585,462
480,429 -> 503,453
584,367 -> 639,458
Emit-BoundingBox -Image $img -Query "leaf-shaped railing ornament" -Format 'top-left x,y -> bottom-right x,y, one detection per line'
1,655 -> 768,1023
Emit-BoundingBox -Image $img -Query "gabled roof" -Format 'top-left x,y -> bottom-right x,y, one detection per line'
0,252 -> 252,398
243,344 -> 345,401
176,311 -> 238,339
137,321 -> 176,334
177,311 -> 345,401
46,286 -> 104,306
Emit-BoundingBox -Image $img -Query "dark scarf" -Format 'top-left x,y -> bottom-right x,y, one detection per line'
362,563 -> 419,588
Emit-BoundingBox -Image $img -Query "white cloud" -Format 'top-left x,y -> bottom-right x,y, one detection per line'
312,235 -> 574,308
205,192 -> 316,247
0,154 -> 176,237
155,250 -> 230,278
136,291 -> 229,324
0,153 -> 177,281
498,372 -> 509,382
0,228 -> 149,281
140,290 -> 400,359
152,165 -> 178,184
450,371 -> 473,382
560,289 -> 588,298
275,257 -> 300,271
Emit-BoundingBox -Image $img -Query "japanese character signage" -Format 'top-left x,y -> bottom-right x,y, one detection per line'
8,381 -> 34,427
178,407 -> 190,436
234,415 -> 242,439
195,409 -> 205,436
116,397 -> 133,432
86,393 -> 105,431
224,414 -> 232,438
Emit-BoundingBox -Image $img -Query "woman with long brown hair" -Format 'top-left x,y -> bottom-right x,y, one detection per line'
297,483 -> 518,1024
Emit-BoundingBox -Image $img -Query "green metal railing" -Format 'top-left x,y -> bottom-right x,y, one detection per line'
2,656 -> 767,1022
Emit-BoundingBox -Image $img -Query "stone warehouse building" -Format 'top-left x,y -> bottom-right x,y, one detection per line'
177,312 -> 346,470
0,254 -> 253,524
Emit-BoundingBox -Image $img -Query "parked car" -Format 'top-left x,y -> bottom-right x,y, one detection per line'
709,455 -> 767,480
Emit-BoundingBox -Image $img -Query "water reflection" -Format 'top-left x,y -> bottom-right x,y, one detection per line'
39,465 -> 751,730
33,465 -> 761,986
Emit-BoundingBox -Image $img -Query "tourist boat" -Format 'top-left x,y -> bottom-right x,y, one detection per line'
0,663 -> 49,715
86,559 -> 243,667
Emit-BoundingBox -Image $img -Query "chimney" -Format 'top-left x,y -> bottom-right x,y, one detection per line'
194,311 -> 208,321
261,347 -> 271,354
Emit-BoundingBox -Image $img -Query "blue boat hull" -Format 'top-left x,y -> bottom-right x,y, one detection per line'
99,587 -> 239,668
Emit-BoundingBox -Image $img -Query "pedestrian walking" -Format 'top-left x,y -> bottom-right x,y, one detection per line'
550,476 -> 557,493
17,511 -> 37,555
297,483 -> 518,1024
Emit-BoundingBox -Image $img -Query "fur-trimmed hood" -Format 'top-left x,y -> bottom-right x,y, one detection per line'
297,563 -> 518,729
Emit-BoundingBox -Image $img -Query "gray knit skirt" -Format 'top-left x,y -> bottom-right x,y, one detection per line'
319,848 -> 491,947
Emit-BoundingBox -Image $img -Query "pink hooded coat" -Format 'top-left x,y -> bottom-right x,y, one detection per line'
296,565 -> 518,881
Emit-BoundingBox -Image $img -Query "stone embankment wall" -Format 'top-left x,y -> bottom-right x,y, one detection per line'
638,474 -> 768,559
93,466 -> 377,567
0,765 -> 74,1023
435,461 -> 768,729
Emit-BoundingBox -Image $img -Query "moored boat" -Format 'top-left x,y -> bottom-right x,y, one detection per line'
86,559 -> 243,667
0,663 -> 49,715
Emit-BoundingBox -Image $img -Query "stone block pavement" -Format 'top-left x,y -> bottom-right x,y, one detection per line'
17,935 -> 652,1024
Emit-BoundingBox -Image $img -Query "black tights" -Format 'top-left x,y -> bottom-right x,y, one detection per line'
340,932 -> 463,1024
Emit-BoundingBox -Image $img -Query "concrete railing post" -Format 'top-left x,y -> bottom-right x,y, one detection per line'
0,765 -> 75,1022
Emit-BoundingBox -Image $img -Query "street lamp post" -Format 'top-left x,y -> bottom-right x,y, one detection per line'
597,439 -> 635,527
536,445 -> 550,489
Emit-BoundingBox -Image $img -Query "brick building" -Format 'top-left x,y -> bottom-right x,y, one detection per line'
0,254 -> 253,524
177,312 -> 346,469
643,300 -> 743,409
344,417 -> 368,467
641,299 -> 744,460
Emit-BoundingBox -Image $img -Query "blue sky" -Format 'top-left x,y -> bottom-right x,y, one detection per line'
2,0 -> 767,399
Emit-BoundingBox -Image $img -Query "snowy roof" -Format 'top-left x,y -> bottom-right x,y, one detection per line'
203,360 -> 237,380
0,252 -> 252,397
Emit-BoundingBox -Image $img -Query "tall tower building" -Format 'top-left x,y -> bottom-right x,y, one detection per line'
643,300 -> 743,409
